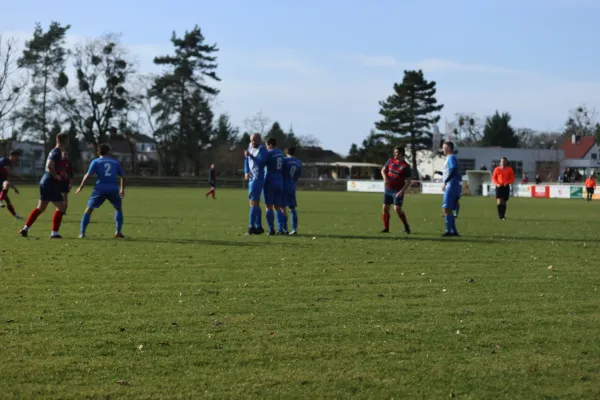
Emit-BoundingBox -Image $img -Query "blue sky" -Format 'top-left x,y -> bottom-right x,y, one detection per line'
2,0 -> 599,154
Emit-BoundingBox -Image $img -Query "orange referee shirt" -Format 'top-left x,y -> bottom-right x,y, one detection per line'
492,166 -> 515,186
585,177 -> 596,189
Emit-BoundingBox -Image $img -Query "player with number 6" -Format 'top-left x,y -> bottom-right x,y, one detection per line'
263,138 -> 285,235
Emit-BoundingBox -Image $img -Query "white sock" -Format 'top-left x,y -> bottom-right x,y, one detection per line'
51,231 -> 59,236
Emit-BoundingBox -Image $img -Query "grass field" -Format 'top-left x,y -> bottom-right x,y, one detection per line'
1,187 -> 599,399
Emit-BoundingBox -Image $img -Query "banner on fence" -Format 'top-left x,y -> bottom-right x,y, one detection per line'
570,186 -> 583,198
347,180 -> 384,193
513,184 -> 531,198
422,182 -> 444,194
549,185 -> 571,199
531,185 -> 550,198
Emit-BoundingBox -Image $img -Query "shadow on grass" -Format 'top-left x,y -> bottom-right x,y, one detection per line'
318,233 -> 600,244
83,236 -> 310,247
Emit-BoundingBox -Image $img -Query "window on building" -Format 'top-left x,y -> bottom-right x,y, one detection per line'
458,159 -> 475,172
492,160 -> 523,177
591,153 -> 597,160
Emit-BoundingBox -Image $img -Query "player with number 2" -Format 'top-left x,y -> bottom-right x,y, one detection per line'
75,143 -> 126,238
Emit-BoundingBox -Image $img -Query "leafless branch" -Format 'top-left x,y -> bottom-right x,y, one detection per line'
0,35 -> 27,130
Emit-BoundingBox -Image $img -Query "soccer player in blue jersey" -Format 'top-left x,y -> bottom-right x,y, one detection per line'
75,143 -> 126,238
441,141 -> 461,236
0,150 -> 23,220
263,138 -> 285,235
20,133 -> 69,238
282,147 -> 302,235
244,133 -> 267,235
434,169 -> 460,218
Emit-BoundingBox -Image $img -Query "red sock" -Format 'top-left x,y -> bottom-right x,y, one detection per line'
212,190 -> 216,199
382,213 -> 390,230
25,208 -> 41,227
7,204 -> 16,217
0,190 -> 6,201
397,211 -> 408,226
52,210 -> 64,232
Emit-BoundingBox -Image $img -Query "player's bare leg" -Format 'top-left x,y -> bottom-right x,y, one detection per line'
20,200 -> 49,237
1,181 -> 21,220
395,205 -> 410,234
381,204 -> 391,233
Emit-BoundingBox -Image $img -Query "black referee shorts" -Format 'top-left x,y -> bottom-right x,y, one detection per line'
586,187 -> 594,195
495,185 -> 510,201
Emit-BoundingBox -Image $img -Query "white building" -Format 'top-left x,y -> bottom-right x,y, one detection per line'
7,141 -> 45,177
416,146 -> 564,181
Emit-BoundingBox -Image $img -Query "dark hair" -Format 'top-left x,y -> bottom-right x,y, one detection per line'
9,149 -> 22,157
266,137 -> 277,146
394,146 -> 406,155
444,141 -> 455,151
98,143 -> 111,156
56,132 -> 69,145
286,147 -> 296,156
501,156 -> 508,162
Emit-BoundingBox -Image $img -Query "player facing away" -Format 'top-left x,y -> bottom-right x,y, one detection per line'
585,174 -> 596,201
75,143 -> 126,238
0,150 -> 24,220
441,141 -> 461,237
20,133 -> 69,238
205,164 -> 216,199
264,138 -> 286,235
282,147 -> 302,235
56,151 -> 73,214
380,146 -> 411,234
492,157 -> 515,220
244,133 -> 267,235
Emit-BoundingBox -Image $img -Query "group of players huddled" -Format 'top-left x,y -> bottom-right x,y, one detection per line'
0,133 -> 125,239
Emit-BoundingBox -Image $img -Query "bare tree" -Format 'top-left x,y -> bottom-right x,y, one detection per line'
564,105 -> 598,137
0,36 -> 27,136
243,111 -> 271,135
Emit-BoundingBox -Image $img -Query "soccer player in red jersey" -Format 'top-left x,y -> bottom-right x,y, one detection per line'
380,146 -> 412,234
0,150 -> 24,220
205,164 -> 216,199
56,151 -> 73,214
19,133 -> 69,239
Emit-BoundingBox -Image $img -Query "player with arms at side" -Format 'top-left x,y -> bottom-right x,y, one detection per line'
282,147 -> 302,235
585,173 -> 596,202
441,141 -> 461,237
20,133 -> 69,238
263,138 -> 286,235
380,146 -> 411,234
492,157 -> 515,220
56,151 -> 73,214
244,133 -> 267,235
0,150 -> 24,220
76,143 -> 125,238
205,164 -> 216,199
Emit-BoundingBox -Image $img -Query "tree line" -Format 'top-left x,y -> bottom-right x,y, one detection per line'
0,23 -> 319,176
347,69 -> 600,172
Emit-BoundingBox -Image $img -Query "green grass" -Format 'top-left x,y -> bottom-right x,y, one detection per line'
1,187 -> 599,399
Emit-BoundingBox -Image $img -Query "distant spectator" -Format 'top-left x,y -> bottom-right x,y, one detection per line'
521,173 -> 529,184
535,174 -> 542,184
480,164 -> 488,171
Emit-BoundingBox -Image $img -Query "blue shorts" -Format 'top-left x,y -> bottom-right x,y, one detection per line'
264,183 -> 284,207
383,188 -> 404,206
248,180 -> 264,202
443,184 -> 461,210
39,182 -> 63,202
88,187 -> 122,209
60,181 -> 71,194
284,190 -> 297,209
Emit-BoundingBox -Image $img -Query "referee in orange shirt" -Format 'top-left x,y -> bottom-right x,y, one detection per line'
492,157 -> 515,220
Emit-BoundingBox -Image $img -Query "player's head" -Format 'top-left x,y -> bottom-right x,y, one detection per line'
8,149 -> 22,162
210,164 -> 215,169
285,147 -> 296,157
56,132 -> 69,148
500,157 -> 508,167
266,137 -> 277,149
98,143 -> 111,157
442,141 -> 454,155
250,133 -> 262,148
393,146 -> 405,160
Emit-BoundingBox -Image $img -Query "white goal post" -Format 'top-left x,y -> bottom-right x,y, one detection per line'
466,170 -> 492,196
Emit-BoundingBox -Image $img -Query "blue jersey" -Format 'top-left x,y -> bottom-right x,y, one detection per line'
87,157 -> 124,188
442,154 -> 461,186
40,148 -> 62,185
244,145 -> 267,181
283,157 -> 302,191
265,148 -> 284,185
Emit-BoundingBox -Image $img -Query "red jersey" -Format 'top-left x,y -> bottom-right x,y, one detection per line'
55,158 -> 73,181
383,158 -> 411,190
0,157 -> 12,181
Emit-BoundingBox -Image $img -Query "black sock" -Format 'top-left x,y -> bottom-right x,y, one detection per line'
502,204 -> 507,218
497,204 -> 502,218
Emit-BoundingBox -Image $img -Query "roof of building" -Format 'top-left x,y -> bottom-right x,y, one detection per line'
560,136 -> 595,159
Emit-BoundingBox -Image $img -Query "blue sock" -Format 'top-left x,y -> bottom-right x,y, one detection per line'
454,203 -> 460,217
80,212 -> 91,235
444,215 -> 452,233
450,214 -> 457,233
248,207 -> 254,228
282,213 -> 288,232
276,209 -> 284,232
115,210 -> 123,234
266,209 -> 275,232
291,209 -> 298,231
254,206 -> 263,229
